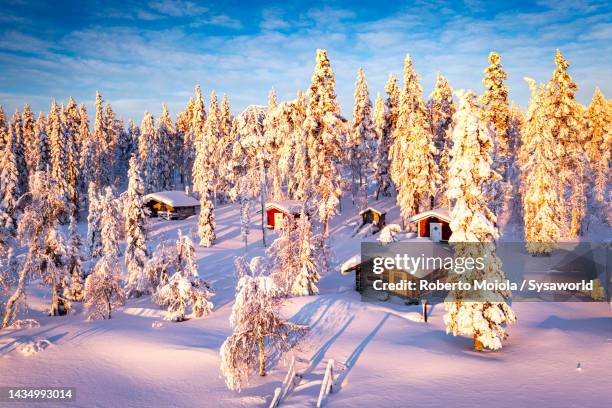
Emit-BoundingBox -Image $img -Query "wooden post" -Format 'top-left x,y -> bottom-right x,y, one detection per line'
421,299 -> 428,323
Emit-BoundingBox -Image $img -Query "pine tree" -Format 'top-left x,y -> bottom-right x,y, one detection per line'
84,186 -> 125,320
304,49 -> 345,235
139,112 -> 156,193
48,101 -> 70,217
10,110 -> 28,196
391,55 -> 438,225
290,209 -> 324,296
101,103 -> 118,186
373,94 -> 392,200
86,182 -> 103,258
545,50 -> 585,237
348,68 -> 375,207
63,98 -> 82,216
218,94 -> 234,199
0,106 -> 7,152
22,104 -> 37,176
78,104 -> 94,200
153,231 -> 214,321
124,156 -> 150,297
585,88 -> 610,204
64,214 -> 85,301
521,79 -> 561,254
426,73 -> 456,208
0,123 -> 19,220
179,97 -> 195,188
157,105 -> 176,190
220,256 -> 301,390
34,112 -> 49,173
443,91 -> 515,351
264,88 -> 284,201
384,73 -> 401,140
92,91 -> 106,187
202,91 -> 224,201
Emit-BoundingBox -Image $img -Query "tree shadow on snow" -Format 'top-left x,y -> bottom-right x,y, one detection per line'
538,315 -> 612,336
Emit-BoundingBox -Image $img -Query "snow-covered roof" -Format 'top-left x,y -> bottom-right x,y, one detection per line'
408,208 -> 451,223
144,191 -> 200,208
359,207 -> 386,216
265,200 -> 304,214
340,254 -> 361,275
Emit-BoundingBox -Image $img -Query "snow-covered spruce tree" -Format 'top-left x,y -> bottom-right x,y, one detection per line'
348,68 -> 375,207
0,122 -> 19,223
585,88 -> 611,205
280,91 -> 308,200
153,231 -> 214,321
78,104 -> 95,201
373,94 -> 392,200
264,88 -> 285,201
0,106 -> 7,151
48,101 -> 70,220
426,73 -> 456,208
545,50 -> 585,237
8,171 -> 70,321
157,104 -> 176,190
443,91 -> 515,351
521,79 -> 561,254
63,98 -> 82,217
22,104 -> 37,176
217,94 -> 235,200
10,110 -> 28,197
267,216 -> 299,294
124,156 -> 150,298
101,103 -> 119,187
84,187 -> 125,320
91,91 -> 107,188
202,91 -> 224,202
290,209 -> 324,296
64,213 -> 85,301
182,86 -> 207,189
391,55 -> 439,225
304,49 -> 345,235
220,256 -> 303,390
34,112 -> 50,174
179,97 -> 195,187
192,95 -> 219,247
229,105 -> 268,247
138,112 -> 156,193
86,182 -> 103,258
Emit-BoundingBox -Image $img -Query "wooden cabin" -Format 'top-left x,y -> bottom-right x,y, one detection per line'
265,200 -> 304,229
144,191 -> 200,220
359,207 -> 386,231
408,208 -> 452,242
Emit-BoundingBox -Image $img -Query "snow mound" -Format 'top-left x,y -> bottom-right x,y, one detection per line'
17,339 -> 51,357
152,321 -> 164,329
8,319 -> 40,329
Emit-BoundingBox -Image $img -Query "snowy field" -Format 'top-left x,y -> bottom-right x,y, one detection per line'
1,198 -> 611,408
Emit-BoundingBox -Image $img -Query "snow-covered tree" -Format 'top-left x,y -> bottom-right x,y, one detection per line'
0,122 -> 19,222
521,79 -> 561,254
124,156 -> 150,298
86,182 -> 103,258
585,88 -> 610,205
34,112 -> 50,173
48,101 -> 69,219
153,231 -> 214,321
0,106 -> 7,152
426,73 -> 456,208
63,98 -> 82,216
545,50 -> 585,237
220,256 -> 303,390
217,94 -> 234,199
390,55 -> 439,225
348,69 -> 375,207
22,104 -> 37,176
10,110 -> 28,197
64,213 -> 85,301
373,94 -> 392,200
84,187 -> 125,320
179,97 -> 195,187
303,49 -> 345,235
443,91 -> 515,351
157,105 -> 175,190
139,112 -> 157,193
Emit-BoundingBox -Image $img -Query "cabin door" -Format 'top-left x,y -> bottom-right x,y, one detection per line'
274,212 -> 285,229
430,223 -> 442,242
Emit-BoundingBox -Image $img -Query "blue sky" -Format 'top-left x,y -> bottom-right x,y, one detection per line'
0,0 -> 610,122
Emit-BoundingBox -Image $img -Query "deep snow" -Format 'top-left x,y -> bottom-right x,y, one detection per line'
1,197 -> 610,408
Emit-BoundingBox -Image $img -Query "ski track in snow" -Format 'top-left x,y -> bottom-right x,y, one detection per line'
1,196 -> 611,407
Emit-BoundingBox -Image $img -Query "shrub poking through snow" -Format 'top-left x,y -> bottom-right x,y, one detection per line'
220,256 -> 305,391
152,231 -> 213,322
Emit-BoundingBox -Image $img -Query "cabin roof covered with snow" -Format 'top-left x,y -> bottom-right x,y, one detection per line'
359,207 -> 386,216
265,200 -> 304,215
408,208 -> 451,223
340,254 -> 361,275
144,191 -> 200,208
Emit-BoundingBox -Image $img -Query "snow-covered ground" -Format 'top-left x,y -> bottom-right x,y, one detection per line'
1,198 -> 611,407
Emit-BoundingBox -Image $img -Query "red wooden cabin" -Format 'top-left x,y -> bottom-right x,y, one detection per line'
265,200 -> 304,229
408,208 -> 452,242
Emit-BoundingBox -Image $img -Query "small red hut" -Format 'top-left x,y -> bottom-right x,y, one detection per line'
408,208 -> 452,242
265,200 -> 304,229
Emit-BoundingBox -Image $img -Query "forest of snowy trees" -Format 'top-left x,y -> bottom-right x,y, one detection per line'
0,48 -> 610,386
